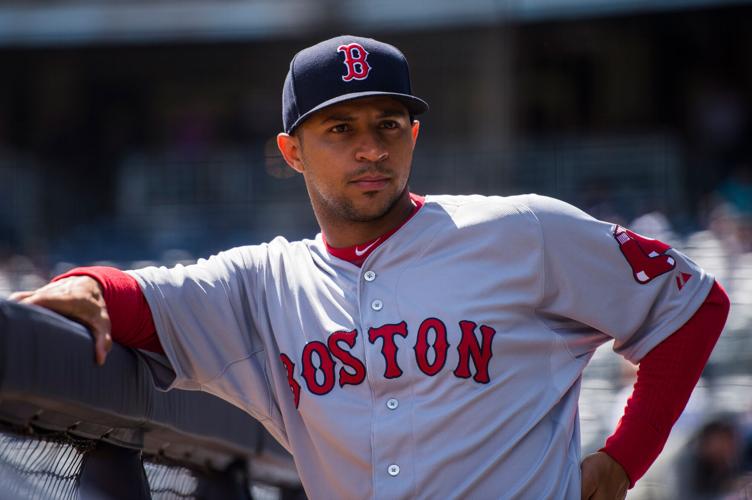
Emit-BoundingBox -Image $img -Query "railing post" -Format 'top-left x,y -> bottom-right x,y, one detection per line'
195,459 -> 252,500
78,442 -> 151,499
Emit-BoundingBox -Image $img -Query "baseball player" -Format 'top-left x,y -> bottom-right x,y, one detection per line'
11,36 -> 730,499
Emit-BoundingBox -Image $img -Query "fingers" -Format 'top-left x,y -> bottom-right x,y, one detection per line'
68,308 -> 112,366
18,288 -> 77,314
580,467 -> 596,500
8,291 -> 34,301
94,331 -> 113,366
73,296 -> 113,366
89,296 -> 113,366
580,452 -> 629,500
580,453 -> 600,500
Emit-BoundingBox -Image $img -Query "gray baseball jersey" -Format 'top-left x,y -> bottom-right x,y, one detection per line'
129,194 -> 713,499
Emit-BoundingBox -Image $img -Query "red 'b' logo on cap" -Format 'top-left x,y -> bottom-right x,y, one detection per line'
337,43 -> 371,82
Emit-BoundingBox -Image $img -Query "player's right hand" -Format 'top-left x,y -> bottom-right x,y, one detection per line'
9,276 -> 113,366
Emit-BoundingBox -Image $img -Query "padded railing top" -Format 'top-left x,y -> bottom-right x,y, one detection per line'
0,299 -> 296,482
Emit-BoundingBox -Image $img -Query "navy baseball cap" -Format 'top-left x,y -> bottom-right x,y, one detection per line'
282,35 -> 429,134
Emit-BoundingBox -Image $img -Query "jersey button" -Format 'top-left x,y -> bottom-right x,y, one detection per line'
364,270 -> 376,282
386,398 -> 399,410
371,299 -> 383,311
387,464 -> 400,476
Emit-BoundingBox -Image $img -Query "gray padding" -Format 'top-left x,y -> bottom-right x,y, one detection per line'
0,299 -> 296,481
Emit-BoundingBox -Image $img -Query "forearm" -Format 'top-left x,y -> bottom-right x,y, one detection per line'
601,280 -> 730,486
53,267 -> 163,353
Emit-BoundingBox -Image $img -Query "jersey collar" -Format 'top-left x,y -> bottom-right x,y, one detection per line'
323,193 -> 425,267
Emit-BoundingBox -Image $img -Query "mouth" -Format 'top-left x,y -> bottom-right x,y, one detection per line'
349,175 -> 391,191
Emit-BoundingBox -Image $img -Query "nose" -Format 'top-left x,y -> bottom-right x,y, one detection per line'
354,131 -> 389,163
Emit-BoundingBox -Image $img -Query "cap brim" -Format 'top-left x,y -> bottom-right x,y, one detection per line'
287,91 -> 429,133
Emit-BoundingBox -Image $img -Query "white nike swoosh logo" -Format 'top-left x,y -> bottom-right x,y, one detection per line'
354,239 -> 381,257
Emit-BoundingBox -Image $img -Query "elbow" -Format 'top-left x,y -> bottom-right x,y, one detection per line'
710,280 -> 731,319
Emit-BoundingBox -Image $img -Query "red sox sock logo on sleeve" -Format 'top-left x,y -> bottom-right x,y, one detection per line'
613,225 -> 676,284
337,43 -> 371,81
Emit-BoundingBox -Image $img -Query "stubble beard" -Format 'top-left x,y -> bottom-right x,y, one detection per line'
312,181 -> 406,223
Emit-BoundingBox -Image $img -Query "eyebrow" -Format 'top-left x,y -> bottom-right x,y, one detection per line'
318,108 -> 408,124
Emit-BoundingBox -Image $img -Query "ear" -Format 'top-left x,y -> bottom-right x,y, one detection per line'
411,120 -> 420,145
277,132 -> 305,174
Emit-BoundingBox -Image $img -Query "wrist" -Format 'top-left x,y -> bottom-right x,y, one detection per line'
600,416 -> 663,488
53,268 -> 112,303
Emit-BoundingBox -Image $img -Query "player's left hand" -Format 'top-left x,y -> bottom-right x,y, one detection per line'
580,451 -> 629,500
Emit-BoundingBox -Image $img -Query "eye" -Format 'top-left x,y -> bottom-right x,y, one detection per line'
329,123 -> 351,133
380,120 -> 400,130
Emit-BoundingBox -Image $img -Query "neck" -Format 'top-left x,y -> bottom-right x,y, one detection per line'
317,190 -> 416,248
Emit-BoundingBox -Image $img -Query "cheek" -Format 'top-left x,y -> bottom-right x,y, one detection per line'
303,151 -> 348,187
312,139 -> 353,164
393,145 -> 415,172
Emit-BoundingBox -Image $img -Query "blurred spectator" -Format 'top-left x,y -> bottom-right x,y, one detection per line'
684,201 -> 747,292
716,161 -> 752,254
674,417 -> 742,499
739,412 -> 752,498
707,203 -> 747,255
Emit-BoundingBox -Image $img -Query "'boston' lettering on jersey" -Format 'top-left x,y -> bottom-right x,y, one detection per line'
280,317 -> 498,408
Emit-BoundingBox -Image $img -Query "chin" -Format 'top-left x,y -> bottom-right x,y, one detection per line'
346,195 -> 397,222
347,206 -> 392,223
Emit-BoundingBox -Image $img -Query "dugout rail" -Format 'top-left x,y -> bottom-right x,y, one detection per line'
0,299 -> 302,499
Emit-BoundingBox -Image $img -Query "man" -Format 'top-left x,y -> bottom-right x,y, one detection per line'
11,36 -> 729,499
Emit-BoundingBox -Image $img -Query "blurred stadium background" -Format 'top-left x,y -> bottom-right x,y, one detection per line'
1,0 -> 751,498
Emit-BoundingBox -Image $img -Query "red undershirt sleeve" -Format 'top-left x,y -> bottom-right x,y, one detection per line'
52,266 -> 163,354
600,280 -> 730,487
